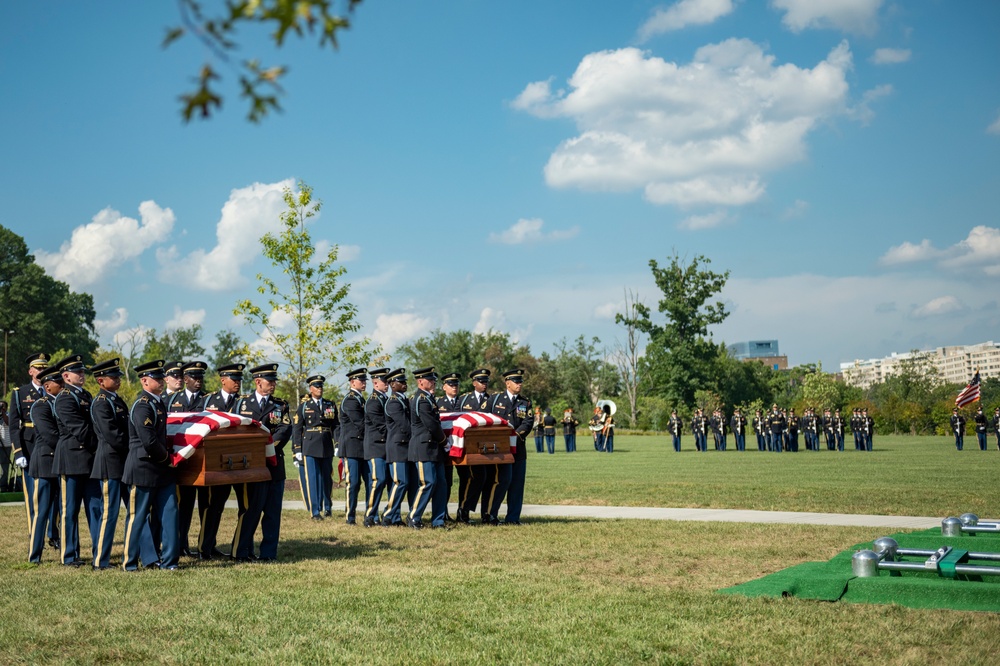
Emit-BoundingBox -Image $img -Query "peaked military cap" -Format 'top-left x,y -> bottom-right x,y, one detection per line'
164,361 -> 184,378
91,358 -> 124,378
387,368 -> 407,383
217,363 -> 245,379
442,372 -> 460,385
413,367 -> 437,381
250,363 -> 279,380
136,359 -> 166,379
57,355 -> 86,374
37,364 -> 64,385
502,368 -> 524,383
26,352 -> 49,368
182,361 -> 208,376
370,367 -> 390,381
346,367 -> 368,381
307,374 -> 325,386
470,368 -> 491,382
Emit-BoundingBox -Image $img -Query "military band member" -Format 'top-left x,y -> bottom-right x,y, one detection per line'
383,368 -> 411,527
993,407 -> 1000,451
562,408 -> 579,453
294,374 -> 339,521
851,408 -> 861,450
691,408 -> 707,452
51,355 -> 99,566
710,410 -> 724,451
669,409 -> 682,452
437,372 -> 462,521
196,362 -> 245,559
752,409 -> 766,452
822,409 -> 835,451
600,402 -> 615,453
409,367 -> 447,528
123,360 -> 178,570
26,364 -> 62,564
166,361 -> 208,557
768,405 -> 785,453
590,406 -> 603,451
339,367 -> 370,525
232,363 -> 291,562
362,368 -> 390,526
950,408 -> 965,451
731,408 -> 747,452
833,408 -> 845,451
785,409 -> 799,452
488,369 -> 533,525
457,368 -> 490,524
974,406 -> 988,451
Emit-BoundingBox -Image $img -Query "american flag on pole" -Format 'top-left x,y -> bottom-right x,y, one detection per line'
166,411 -> 275,467
440,411 -> 517,458
956,370 -> 981,408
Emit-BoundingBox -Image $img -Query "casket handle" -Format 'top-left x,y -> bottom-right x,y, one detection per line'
225,457 -> 234,470
241,455 -> 249,469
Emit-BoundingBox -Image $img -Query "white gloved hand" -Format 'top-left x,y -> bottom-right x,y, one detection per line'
294,452 -> 303,462
14,456 -> 28,469
292,458 -> 300,468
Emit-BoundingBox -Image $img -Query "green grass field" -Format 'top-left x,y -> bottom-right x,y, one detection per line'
1,434 -> 999,664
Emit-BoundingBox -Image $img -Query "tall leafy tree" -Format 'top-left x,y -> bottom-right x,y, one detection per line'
612,288 -> 643,427
552,336 -> 619,411
140,325 -> 206,363
233,181 -> 382,403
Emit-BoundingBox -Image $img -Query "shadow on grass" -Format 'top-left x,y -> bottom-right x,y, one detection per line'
262,537 -> 405,564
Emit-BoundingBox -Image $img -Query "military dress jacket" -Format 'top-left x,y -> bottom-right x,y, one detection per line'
294,396 -> 338,459
670,415 -> 683,437
123,391 -> 174,488
974,412 -> 988,433
384,392 -> 411,464
950,414 -> 966,434
338,389 -> 366,459
487,392 -> 534,462
409,389 -> 446,463
362,391 -> 388,460
89,389 -> 130,481
436,394 -> 461,413
52,386 -> 97,477
562,415 -> 579,436
459,392 -> 489,411
236,394 -> 291,482
202,390 -> 240,414
768,412 -> 786,434
166,389 -> 205,413
542,414 -> 557,436
27,396 -> 59,480
730,414 -> 747,436
10,382 -> 43,461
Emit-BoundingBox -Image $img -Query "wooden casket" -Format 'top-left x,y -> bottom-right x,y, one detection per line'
444,412 -> 516,466
175,424 -> 272,486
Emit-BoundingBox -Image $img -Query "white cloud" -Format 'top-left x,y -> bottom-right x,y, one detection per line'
870,48 -> 911,65
781,199 -> 809,219
474,307 -> 507,334
94,307 -> 129,337
912,296 -> 964,318
112,325 -> 150,350
678,210 -> 731,230
35,201 -> 175,289
594,301 -> 624,320
488,218 -> 580,244
771,0 -> 883,35
881,226 -> 1000,274
371,312 -> 434,351
515,39 -> 856,208
879,239 -> 942,265
165,306 -> 206,330
988,111 -> 1000,136
174,179 -> 295,291
848,84 -> 893,126
338,244 -> 361,261
638,0 -> 736,41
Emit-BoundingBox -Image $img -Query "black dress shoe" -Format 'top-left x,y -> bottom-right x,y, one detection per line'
485,515 -> 501,526
144,561 -> 161,570
48,538 -> 61,550
363,516 -> 377,527
311,515 -> 324,522
324,509 -> 333,517
457,509 -> 470,524
444,513 -> 455,523
180,547 -> 194,557
62,560 -> 84,568
232,556 -> 253,564
92,565 -> 111,571
346,518 -> 357,525
407,518 -> 424,530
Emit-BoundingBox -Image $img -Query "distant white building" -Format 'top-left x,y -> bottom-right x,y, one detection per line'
840,341 -> 1000,388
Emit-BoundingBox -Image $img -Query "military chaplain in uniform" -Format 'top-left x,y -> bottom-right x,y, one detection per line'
457,368 -> 491,524
408,367 -> 447,528
232,363 -> 291,562
362,368 -> 390,526
383,368 -> 412,527
123,360 -> 179,570
166,361 -> 208,557
293,373 -> 339,521
487,369 -> 533,525
25,363 -> 62,564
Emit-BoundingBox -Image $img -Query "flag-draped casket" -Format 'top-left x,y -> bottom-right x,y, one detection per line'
168,412 -> 274,486
442,411 -> 517,465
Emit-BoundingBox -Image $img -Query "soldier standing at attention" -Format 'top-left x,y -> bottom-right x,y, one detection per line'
768,405 -> 785,454
731,408 -> 746,452
992,407 -> 1000,451
861,408 -> 874,451
786,409 -> 799,452
951,407 -> 965,451
543,408 -> 557,454
362,368 -> 389,526
123,359 -> 178,570
437,372 -> 462,521
166,361 -> 208,558
409,367 -> 447,528
488,369 -> 533,525
833,408 -> 845,451
974,406 -> 988,451
851,408 -> 861,450
339,368 -> 370,525
163,362 -> 184,398
669,409 -> 682,452
822,409 -> 835,451
457,368 -> 491,524
26,364 -> 62,564
383,368 -> 411,527
562,408 -> 579,453
52,355 -> 99,566
196,363 -> 244,560
293,374 -> 339,521
752,409 -> 766,452
590,406 -> 603,451
10,353 -> 55,546
533,406 -> 544,453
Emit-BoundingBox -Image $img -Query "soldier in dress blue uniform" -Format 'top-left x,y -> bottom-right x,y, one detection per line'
669,409 -> 683,452
458,368 -> 491,524
543,409 -> 557,454
691,408 -> 707,452
562,408 -> 579,453
752,410 -> 766,452
232,363 -> 291,562
293,374 -> 339,521
89,358 -> 157,569
950,407 -> 965,451
833,408 -> 845,451
26,364 -> 62,564
10,352 -> 59,549
166,361 -> 208,557
487,369 -> 533,525
437,372 -> 462,520
383,368 -> 411,527
196,362 -> 244,559
768,405 -> 785,453
730,408 -> 747,452
992,407 -> 1000,451
358,368 -> 389,526
974,406 -> 988,451
408,367 -> 447,528
122,360 -> 178,570
861,408 -> 874,451
339,367 -> 370,525
51,355 -> 99,566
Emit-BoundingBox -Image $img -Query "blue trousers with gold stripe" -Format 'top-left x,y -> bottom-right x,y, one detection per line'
410,461 -> 437,524
60,475 -> 100,564
429,461 -> 448,527
344,457 -> 370,522
482,463 -> 512,520
124,483 -> 178,570
384,462 -> 408,525
196,484 -> 230,556
506,458 -> 526,522
91,479 -> 158,568
27,476 -> 55,563
302,456 -> 325,517
258,477 -> 284,559
365,457 -> 388,522
230,481 -> 265,559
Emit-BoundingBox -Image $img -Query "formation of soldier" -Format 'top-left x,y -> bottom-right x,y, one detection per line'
949,405 -> 1000,452
8,353 -> 534,569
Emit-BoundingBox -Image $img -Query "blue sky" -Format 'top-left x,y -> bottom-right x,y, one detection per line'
2,0 -> 999,378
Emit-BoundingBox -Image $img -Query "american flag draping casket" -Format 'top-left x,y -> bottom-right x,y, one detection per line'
168,411 -> 274,486
442,411 -> 517,466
